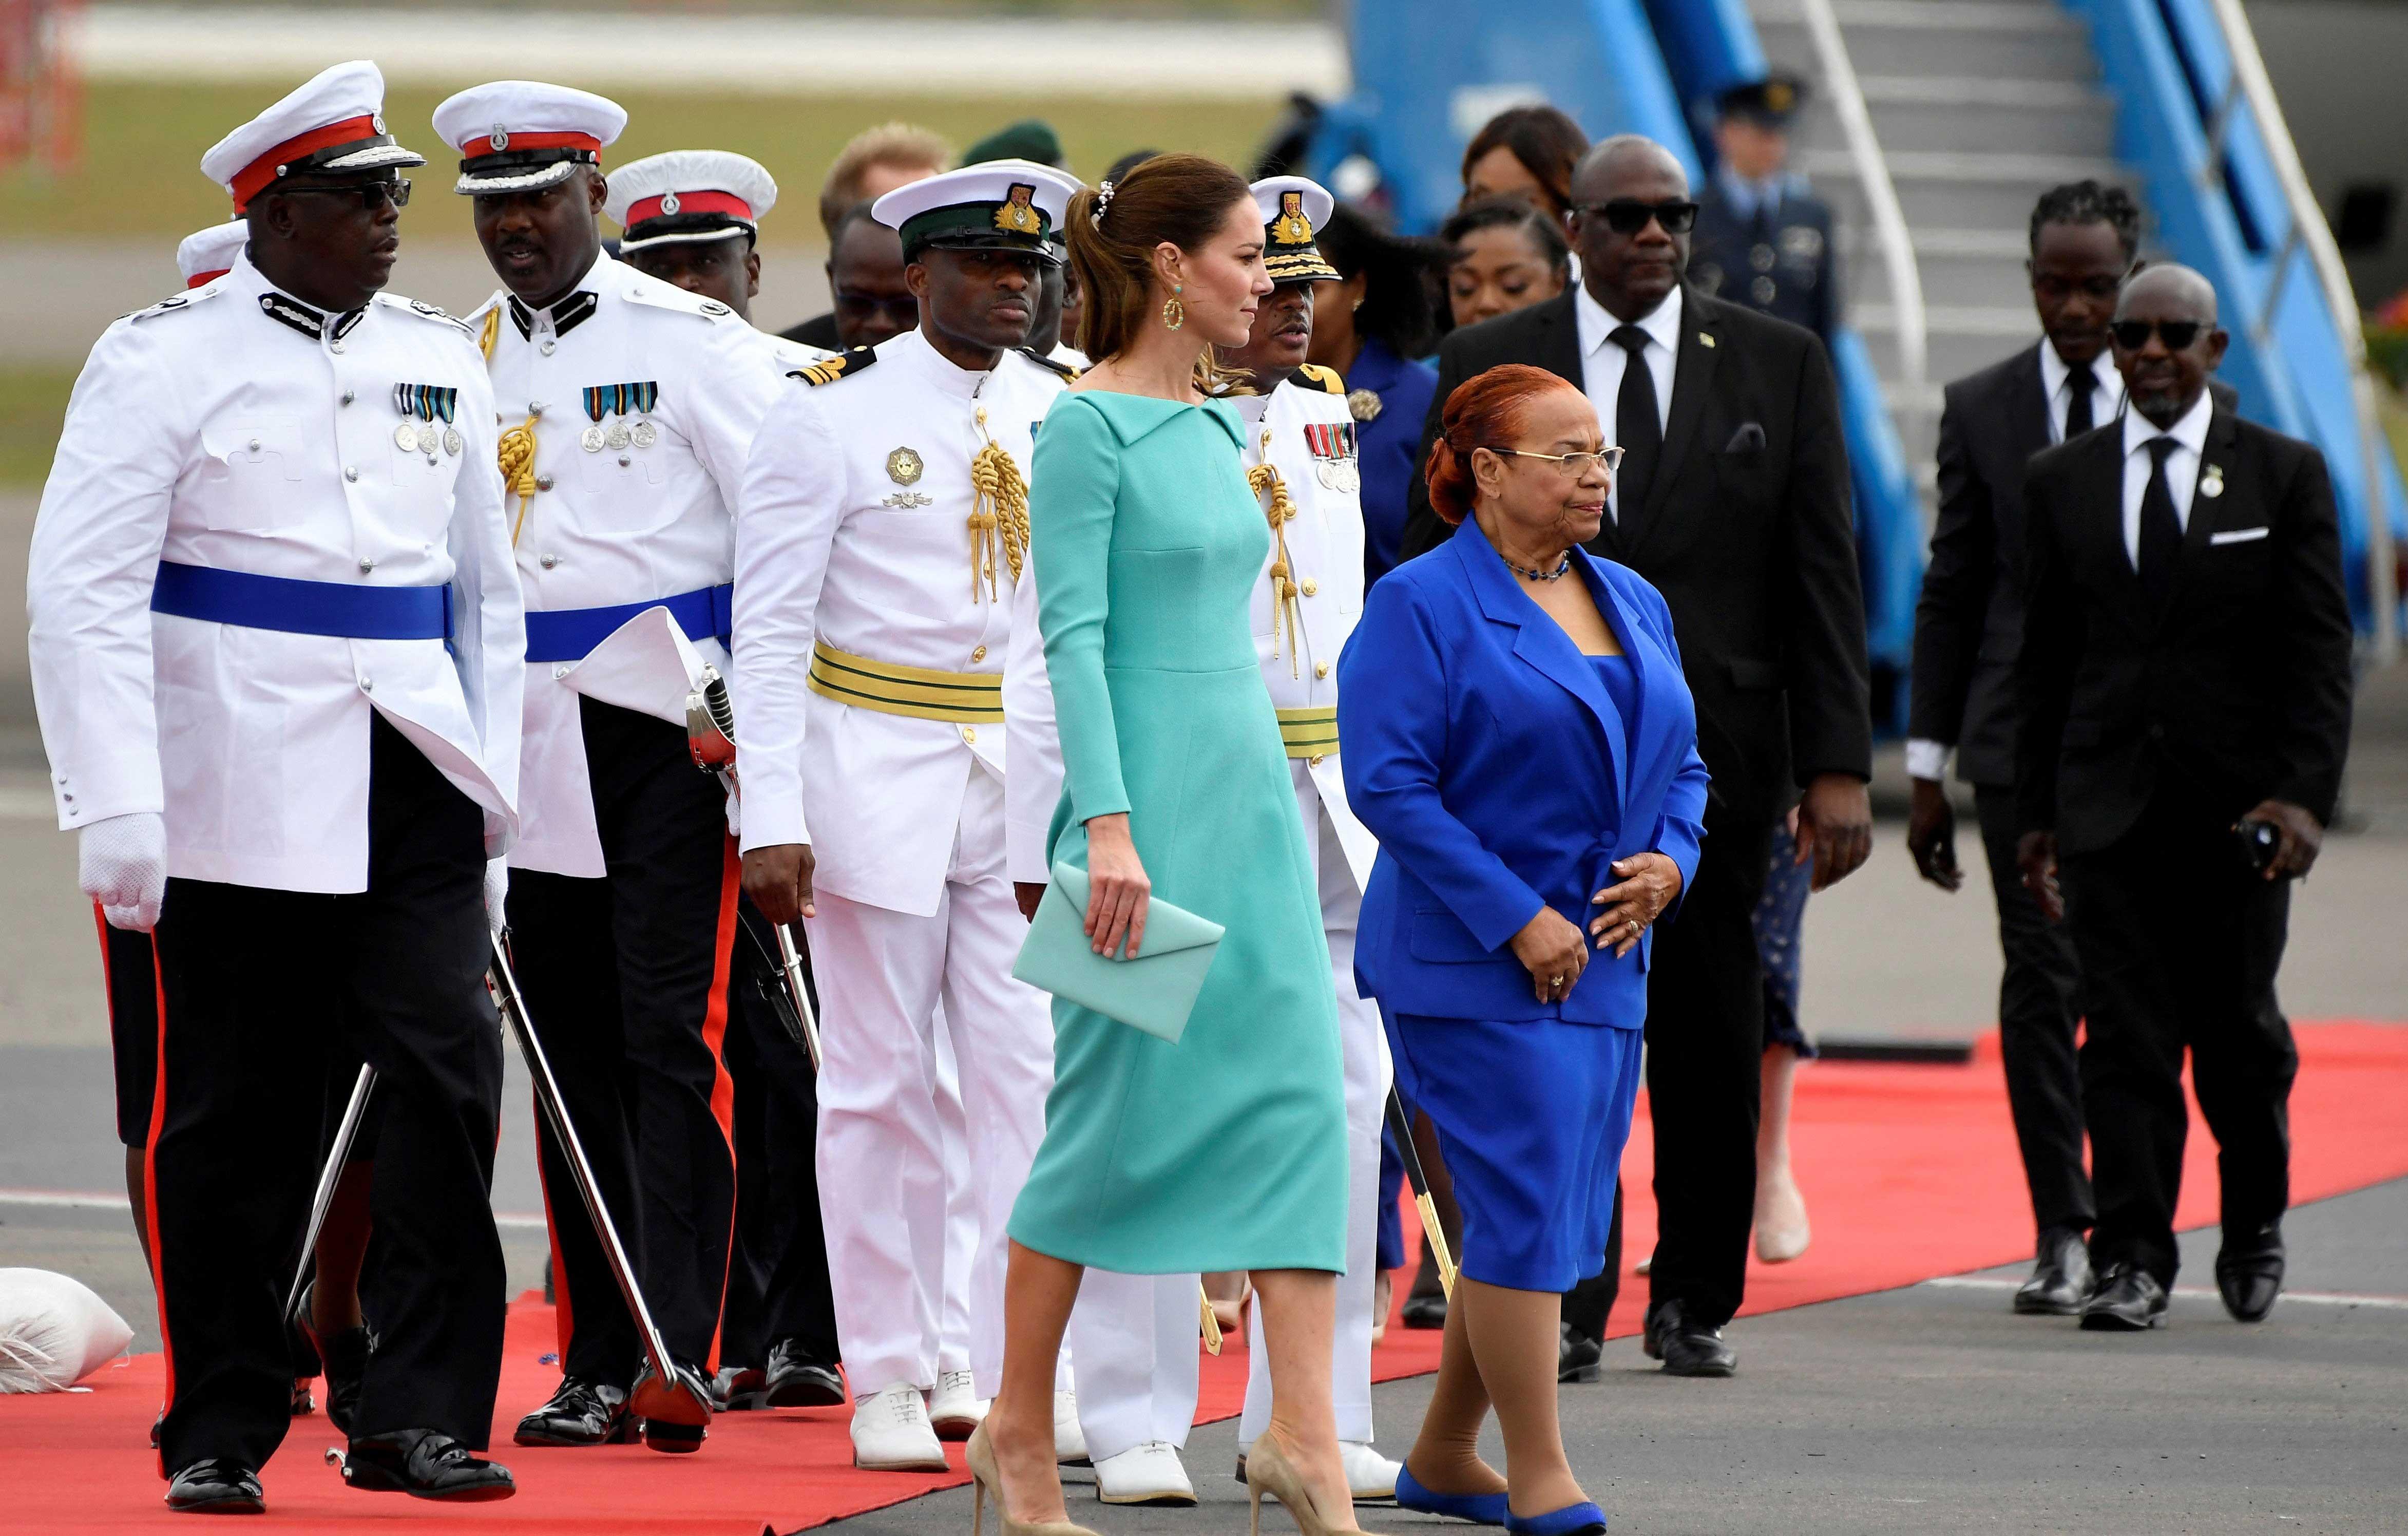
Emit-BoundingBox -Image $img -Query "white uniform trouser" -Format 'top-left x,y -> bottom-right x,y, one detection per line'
1074,778 -> 1388,1458
935,1011 -> 977,1377
807,765 -> 1055,1395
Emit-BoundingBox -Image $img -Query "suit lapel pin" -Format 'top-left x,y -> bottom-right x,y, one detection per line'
2201,464 -> 2225,499
1699,332 -> 1716,348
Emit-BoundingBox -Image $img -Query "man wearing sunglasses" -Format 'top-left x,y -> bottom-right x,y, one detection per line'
30,60 -> 525,1510
2015,263 -> 2352,1334
1905,180 -> 2142,1320
1404,132 -> 1871,1380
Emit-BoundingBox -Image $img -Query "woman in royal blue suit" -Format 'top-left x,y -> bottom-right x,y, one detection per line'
1336,365 -> 1708,1536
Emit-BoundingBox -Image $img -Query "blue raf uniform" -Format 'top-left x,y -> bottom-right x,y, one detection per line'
1688,75 -> 1840,343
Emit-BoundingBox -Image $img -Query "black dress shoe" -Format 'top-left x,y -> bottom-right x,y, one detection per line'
165,1457 -> 264,1514
316,1327 -> 371,1435
763,1337 -> 846,1408
2078,1263 -> 2168,1331
2014,1228 -> 2094,1316
338,1429 -> 515,1501
513,1376 -> 634,1447
631,1359 -> 714,1453
1557,1321 -> 1602,1384
1641,1300 -> 1736,1377
1399,1293 -> 1448,1330
2215,1226 -> 2285,1323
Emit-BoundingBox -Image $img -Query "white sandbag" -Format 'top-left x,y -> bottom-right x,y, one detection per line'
0,1268 -> 135,1392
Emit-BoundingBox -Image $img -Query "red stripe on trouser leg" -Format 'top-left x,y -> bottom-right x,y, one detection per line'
140,929 -> 172,1480
698,838 -> 742,1375
532,1091 -> 578,1363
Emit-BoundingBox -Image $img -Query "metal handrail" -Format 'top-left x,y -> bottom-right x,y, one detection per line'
1794,0 -> 1926,407
2201,0 -> 2397,660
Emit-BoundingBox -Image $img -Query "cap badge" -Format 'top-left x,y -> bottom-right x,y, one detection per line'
995,184 -> 1043,237
372,113 -> 386,134
490,125 -> 510,151
1272,191 -> 1314,246
887,446 -> 925,486
660,191 -> 682,216
1766,80 -> 1795,113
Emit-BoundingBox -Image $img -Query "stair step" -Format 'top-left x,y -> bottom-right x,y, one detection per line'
1802,148 -> 2125,229
1752,8 -> 2096,81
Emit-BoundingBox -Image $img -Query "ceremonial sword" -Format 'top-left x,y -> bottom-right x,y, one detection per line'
282,1063 -> 376,1335
1385,1090 -> 1458,1300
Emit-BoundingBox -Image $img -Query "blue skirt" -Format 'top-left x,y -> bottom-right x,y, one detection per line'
1383,1008 -> 1644,1293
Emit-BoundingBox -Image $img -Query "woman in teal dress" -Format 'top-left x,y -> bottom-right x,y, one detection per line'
967,154 -> 1361,1536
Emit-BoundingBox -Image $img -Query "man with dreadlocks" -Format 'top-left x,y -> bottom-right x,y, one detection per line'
733,160 -> 1087,1474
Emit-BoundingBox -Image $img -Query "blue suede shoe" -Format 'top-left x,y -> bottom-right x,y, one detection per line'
1394,1464 -> 1509,1526
1503,1501 -> 1607,1536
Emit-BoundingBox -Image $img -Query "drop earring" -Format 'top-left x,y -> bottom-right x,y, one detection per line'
1162,283 -> 1185,331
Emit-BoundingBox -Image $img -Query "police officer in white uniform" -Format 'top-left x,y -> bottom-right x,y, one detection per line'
735,161 -> 1081,1473
30,61 -> 524,1513
1001,176 -> 1399,1507
606,149 -> 835,371
433,80 -> 786,1454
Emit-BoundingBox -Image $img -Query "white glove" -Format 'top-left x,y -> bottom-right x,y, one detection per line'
79,811 -> 167,932
484,857 -> 510,937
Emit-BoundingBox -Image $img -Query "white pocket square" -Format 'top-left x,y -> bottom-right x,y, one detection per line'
2209,526 -> 2270,545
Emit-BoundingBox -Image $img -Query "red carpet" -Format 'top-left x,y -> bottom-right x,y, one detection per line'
12,1020 -> 2407,1533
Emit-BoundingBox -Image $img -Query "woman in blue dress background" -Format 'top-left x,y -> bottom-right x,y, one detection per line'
1337,365 -> 1708,1536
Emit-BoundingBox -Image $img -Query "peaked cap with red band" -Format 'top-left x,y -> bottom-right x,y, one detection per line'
176,221 -> 250,288
606,150 -> 779,252
199,61 -> 424,212
433,81 -> 627,195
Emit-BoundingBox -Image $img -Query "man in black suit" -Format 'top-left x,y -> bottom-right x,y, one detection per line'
2016,264 -> 2353,1332
1401,134 -> 1874,1377
1904,180 -> 2141,1316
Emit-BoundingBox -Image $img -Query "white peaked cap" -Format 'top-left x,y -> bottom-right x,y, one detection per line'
176,221 -> 249,287
606,150 -> 779,250
432,81 -> 628,195
199,60 -> 423,210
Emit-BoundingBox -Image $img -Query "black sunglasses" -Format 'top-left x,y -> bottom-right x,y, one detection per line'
2110,318 -> 2205,351
1576,199 -> 1701,236
279,178 -> 412,212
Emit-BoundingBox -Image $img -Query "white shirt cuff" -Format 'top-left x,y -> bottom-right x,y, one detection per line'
1904,738 -> 1952,783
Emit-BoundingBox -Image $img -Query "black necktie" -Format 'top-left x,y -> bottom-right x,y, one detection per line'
2064,361 -> 2096,439
2137,435 -> 2184,610
1612,325 -> 1660,534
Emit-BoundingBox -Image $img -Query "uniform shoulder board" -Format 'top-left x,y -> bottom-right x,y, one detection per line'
1016,346 -> 1081,382
376,293 -> 475,336
789,345 -> 877,388
125,286 -> 223,323
1293,363 -> 1347,395
623,279 -> 731,321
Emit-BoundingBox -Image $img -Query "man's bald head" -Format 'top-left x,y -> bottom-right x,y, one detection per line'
1565,135 -> 1692,321
2111,262 -> 2226,428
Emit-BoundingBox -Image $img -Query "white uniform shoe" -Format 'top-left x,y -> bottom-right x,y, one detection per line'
1341,1439 -> 1400,1501
851,1380 -> 948,1472
1094,1440 -> 1197,1505
1055,1388 -> 1090,1465
928,1370 -> 988,1442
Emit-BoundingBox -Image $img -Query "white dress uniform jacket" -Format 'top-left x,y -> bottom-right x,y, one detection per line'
28,253 -> 524,893
734,327 -> 1066,916
469,249 -> 783,875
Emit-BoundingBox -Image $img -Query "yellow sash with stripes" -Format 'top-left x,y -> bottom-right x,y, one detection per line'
807,640 -> 1004,724
1276,705 -> 1339,760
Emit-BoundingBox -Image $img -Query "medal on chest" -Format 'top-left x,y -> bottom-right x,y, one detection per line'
1303,420 -> 1360,494
582,382 -> 661,453
393,383 -> 460,462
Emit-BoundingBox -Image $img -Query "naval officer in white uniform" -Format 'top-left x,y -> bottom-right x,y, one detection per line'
30,61 -> 523,1512
435,79 -> 788,1454
735,161 -> 1084,1473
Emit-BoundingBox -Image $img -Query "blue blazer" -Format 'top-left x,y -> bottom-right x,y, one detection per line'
1336,516 -> 1710,1026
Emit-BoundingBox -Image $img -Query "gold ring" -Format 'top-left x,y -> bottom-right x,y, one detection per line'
1550,974 -> 1565,987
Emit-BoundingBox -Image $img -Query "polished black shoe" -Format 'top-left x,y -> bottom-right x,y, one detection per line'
316,1327 -> 371,1435
1642,1300 -> 1736,1377
763,1337 -> 846,1408
1399,1293 -> 1448,1330
714,1362 -> 770,1412
632,1359 -> 714,1453
165,1457 -> 264,1514
150,1412 -> 163,1450
1557,1321 -> 1603,1384
2215,1225 -> 2285,1323
337,1429 -> 515,1501
2013,1228 -> 2094,1316
513,1376 -> 634,1447
2078,1263 -> 2169,1331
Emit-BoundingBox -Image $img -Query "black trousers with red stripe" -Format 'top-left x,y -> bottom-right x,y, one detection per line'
508,697 -> 739,1387
147,713 -> 505,1473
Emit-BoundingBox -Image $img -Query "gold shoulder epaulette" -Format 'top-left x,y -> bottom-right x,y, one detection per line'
1294,363 -> 1346,395
790,345 -> 877,387
1017,347 -> 1081,382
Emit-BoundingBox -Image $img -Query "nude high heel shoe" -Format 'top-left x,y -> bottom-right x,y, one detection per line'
1245,1436 -> 1387,1536
966,1424 -> 1100,1536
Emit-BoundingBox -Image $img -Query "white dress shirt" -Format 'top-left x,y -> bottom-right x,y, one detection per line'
1573,282 -> 1680,523
2039,340 -> 2126,444
2120,388 -> 2213,568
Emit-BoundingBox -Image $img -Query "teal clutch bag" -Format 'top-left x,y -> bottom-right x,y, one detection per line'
1010,861 -> 1226,1044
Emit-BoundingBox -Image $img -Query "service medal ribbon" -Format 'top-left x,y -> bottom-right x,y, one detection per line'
583,386 -> 608,424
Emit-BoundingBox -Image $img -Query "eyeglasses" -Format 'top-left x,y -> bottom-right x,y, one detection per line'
1492,445 -> 1625,476
1574,199 -> 1700,236
2110,318 -> 2205,351
280,178 -> 412,212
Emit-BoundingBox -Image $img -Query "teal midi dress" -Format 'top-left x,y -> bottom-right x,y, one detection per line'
1007,390 -> 1349,1275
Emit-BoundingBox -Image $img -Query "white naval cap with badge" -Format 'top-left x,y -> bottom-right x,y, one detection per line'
198,59 -> 425,213
872,159 -> 1081,268
607,150 -> 778,252
176,221 -> 249,289
432,80 -> 628,196
1251,174 -> 1341,286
